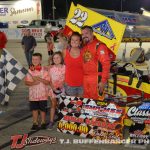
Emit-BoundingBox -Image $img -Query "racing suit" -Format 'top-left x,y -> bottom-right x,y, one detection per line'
82,38 -> 110,100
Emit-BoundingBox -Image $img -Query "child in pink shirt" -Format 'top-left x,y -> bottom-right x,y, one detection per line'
48,51 -> 65,130
25,53 -> 50,130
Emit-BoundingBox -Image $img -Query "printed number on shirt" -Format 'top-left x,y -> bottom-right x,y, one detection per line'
70,8 -> 88,27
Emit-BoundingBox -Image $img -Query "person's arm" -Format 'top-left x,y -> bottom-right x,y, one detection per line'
48,68 -> 56,90
31,37 -> 37,51
0,48 -> 2,58
62,49 -> 66,58
35,76 -> 50,85
47,42 -> 49,50
21,37 -> 25,51
35,69 -> 50,85
24,75 -> 40,86
97,44 -> 110,92
62,65 -> 66,87
25,80 -> 40,86
49,79 -> 56,91
24,71 -> 40,86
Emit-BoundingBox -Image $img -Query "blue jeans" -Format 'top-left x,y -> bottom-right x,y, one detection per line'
64,83 -> 83,96
25,50 -> 34,66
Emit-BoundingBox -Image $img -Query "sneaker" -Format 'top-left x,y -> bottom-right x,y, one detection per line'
47,122 -> 54,130
41,123 -> 47,130
31,124 -> 39,130
54,115 -> 59,122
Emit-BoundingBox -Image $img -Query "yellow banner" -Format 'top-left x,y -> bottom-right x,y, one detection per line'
66,3 -> 126,56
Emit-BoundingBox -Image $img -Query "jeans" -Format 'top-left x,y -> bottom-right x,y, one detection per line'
25,50 -> 34,66
64,83 -> 83,96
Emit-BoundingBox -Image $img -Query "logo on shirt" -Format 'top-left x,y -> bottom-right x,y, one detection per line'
92,20 -> 116,40
83,50 -> 93,62
100,50 -> 105,55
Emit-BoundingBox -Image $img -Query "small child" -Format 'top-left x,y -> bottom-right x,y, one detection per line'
25,53 -> 50,130
55,33 -> 68,52
48,51 -> 65,130
46,36 -> 54,65
46,36 -> 54,56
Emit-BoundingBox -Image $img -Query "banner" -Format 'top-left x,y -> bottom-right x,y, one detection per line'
64,3 -> 126,59
0,28 -> 45,40
0,0 -> 42,28
57,95 -> 125,141
126,102 -> 150,144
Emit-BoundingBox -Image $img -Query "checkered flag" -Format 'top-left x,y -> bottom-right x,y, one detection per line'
0,49 -> 28,105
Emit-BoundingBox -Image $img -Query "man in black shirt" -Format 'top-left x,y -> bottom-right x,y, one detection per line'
21,29 -> 37,66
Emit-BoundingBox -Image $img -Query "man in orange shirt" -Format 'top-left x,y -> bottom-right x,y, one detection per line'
81,26 -> 110,100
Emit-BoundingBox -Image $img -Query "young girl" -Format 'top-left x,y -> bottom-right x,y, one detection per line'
63,32 -> 83,97
48,51 -> 65,130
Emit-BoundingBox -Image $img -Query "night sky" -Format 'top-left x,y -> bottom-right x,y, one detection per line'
43,0 -> 150,19
1,0 -> 150,19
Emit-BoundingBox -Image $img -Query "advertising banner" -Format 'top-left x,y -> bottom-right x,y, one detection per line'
0,28 -> 45,40
126,102 -> 150,144
57,95 -> 125,140
0,0 -> 42,28
63,3 -> 126,60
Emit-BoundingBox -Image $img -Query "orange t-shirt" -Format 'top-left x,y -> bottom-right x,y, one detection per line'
64,49 -> 83,86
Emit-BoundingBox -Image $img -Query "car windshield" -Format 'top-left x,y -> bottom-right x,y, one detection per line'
50,21 -> 57,26
41,21 -> 47,26
29,20 -> 59,27
29,20 -> 41,26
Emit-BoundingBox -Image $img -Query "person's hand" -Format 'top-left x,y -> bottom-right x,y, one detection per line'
30,48 -> 34,51
0,48 -> 2,58
33,80 -> 40,85
98,82 -> 105,94
52,86 -> 57,91
36,76 -> 44,83
32,76 -> 41,81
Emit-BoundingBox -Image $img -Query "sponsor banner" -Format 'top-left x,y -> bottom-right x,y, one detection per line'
122,37 -> 150,42
127,102 -> 150,124
64,3 -> 126,59
21,28 -> 45,40
0,29 -> 21,40
57,95 -> 125,140
126,102 -> 150,144
0,0 -> 42,28
0,28 -> 45,40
